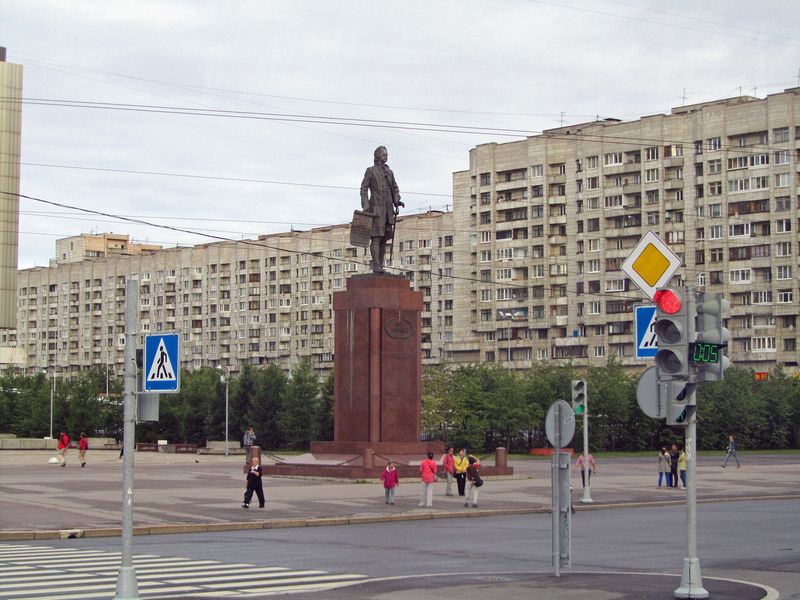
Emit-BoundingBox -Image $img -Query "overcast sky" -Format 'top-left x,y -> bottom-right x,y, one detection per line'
3,0 -> 799,269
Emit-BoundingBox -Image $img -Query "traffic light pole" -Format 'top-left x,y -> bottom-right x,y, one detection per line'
674,395 -> 708,599
580,406 -> 592,504
115,280 -> 139,600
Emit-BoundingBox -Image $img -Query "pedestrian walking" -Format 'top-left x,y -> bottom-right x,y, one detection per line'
454,448 -> 468,497
78,433 -> 89,468
418,451 -> 438,508
657,447 -> 670,488
574,452 -> 596,488
242,456 -> 265,509
381,461 -> 399,505
57,431 -> 70,467
721,434 -> 741,468
679,447 -> 687,488
441,447 -> 455,496
464,455 -> 482,508
669,444 -> 680,488
243,426 -> 256,454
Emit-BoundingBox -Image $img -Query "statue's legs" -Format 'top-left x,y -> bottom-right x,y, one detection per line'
370,237 -> 383,273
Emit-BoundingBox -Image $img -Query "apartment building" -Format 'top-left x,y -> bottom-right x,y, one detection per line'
52,233 -> 163,266
5,89 -> 799,378
0,47 -> 23,330
8,211 -> 455,377
450,88 -> 800,373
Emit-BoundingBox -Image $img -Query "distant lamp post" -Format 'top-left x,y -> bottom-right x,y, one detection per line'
218,366 -> 229,456
43,368 -> 54,439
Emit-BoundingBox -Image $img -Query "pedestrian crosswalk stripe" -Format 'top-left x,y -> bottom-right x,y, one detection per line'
0,543 -> 367,599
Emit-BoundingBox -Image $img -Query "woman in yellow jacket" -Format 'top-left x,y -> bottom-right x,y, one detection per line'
454,449 -> 468,497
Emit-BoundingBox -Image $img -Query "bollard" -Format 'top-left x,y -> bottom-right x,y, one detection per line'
495,447 -> 508,469
362,447 -> 374,469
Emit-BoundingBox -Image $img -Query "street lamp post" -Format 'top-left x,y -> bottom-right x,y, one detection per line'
44,368 -> 54,439
218,367 -> 229,456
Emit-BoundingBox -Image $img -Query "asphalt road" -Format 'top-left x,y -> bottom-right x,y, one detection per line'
14,499 -> 798,599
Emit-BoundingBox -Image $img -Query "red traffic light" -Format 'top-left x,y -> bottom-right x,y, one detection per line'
654,289 -> 682,314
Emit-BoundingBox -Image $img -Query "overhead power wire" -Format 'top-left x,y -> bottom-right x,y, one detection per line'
7,97 -> 794,155
6,189 -> 646,303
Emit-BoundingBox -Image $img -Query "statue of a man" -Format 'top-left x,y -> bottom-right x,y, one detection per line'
360,146 -> 404,273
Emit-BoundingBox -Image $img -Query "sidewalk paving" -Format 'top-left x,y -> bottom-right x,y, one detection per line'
2,450 -> 798,540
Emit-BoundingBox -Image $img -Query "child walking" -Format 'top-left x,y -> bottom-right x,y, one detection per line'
381,461 -> 399,505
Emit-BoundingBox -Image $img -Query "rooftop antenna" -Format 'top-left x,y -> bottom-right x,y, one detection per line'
560,112 -> 565,127
682,88 -> 687,106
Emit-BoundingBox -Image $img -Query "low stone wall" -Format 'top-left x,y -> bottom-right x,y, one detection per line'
0,437 -> 116,450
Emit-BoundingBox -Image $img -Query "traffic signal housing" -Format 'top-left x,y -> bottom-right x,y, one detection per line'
571,379 -> 586,415
653,287 -> 692,381
694,291 -> 731,382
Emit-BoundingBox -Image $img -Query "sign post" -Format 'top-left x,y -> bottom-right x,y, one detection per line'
545,399 -> 575,576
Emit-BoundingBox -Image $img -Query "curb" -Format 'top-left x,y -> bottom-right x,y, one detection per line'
1,494 -> 797,542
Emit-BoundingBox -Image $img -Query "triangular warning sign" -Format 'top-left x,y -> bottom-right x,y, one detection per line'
147,338 -> 176,382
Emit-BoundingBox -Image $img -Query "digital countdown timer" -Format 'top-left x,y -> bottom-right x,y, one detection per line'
690,342 -> 723,364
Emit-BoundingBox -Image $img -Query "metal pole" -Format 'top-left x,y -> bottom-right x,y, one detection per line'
580,396 -> 593,503
49,371 -> 54,440
551,402 -> 561,577
507,325 -> 511,370
674,400 -> 708,599
115,279 -> 139,600
225,376 -> 229,457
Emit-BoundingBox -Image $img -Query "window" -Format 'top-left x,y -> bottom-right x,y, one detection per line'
709,225 -> 723,239
728,178 -> 749,193
496,288 -> 514,300
727,156 -> 748,170
776,265 -> 792,280
729,269 -> 751,284
778,290 -> 793,304
751,290 -> 772,304
594,346 -> 606,358
646,212 -> 659,225
776,241 -> 792,257
709,203 -> 722,218
480,172 -> 491,185
707,159 -> 722,174
751,336 -> 776,351
708,181 -> 722,196
776,219 -> 791,233
645,147 -> 659,161
775,173 -> 791,188
707,137 -> 721,151
531,164 -> 543,177
586,156 -> 598,170
749,153 -> 769,167
587,259 -> 601,273
774,150 -> 791,165
773,127 -> 789,143
604,152 -> 622,166
495,268 -> 512,280
645,168 -> 659,182
728,222 -> 751,238
480,231 -> 492,243
586,176 -> 599,190
587,238 -> 600,252
604,195 -> 622,208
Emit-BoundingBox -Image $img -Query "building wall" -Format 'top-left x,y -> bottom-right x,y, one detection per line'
5,89 -> 800,378
0,51 -> 23,329
9,212 -> 454,377
452,89 -> 800,373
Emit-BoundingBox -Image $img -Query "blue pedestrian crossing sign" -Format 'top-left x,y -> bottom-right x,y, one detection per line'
634,304 -> 658,359
144,333 -> 180,392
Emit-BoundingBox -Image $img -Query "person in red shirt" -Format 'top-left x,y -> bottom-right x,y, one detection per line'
57,431 -> 70,467
380,461 -> 399,505
78,433 -> 89,468
441,447 -> 455,496
418,451 -> 438,508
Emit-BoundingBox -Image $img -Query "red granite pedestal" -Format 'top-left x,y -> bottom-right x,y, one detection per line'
266,274 -> 511,478
267,274 -> 442,479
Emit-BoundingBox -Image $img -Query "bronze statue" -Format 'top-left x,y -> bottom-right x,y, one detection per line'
360,146 -> 404,273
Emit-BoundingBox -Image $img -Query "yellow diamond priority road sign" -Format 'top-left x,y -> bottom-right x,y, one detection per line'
620,230 -> 681,300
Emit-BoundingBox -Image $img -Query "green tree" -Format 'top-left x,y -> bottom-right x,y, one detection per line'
317,370 -> 335,442
229,364 -> 255,441
247,364 -> 287,449
279,359 -> 320,449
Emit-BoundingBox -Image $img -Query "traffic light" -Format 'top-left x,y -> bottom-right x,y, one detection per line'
653,287 -> 692,381
571,379 -> 586,415
694,291 -> 731,382
661,380 -> 695,426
